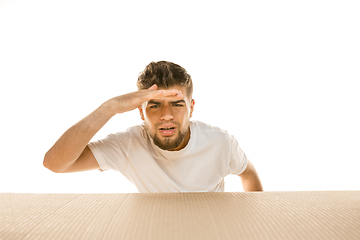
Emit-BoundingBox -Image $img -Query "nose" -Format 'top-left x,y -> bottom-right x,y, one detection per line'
160,105 -> 174,121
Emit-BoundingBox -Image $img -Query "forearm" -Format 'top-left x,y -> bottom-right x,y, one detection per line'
239,161 -> 263,192
241,173 -> 263,192
44,102 -> 115,172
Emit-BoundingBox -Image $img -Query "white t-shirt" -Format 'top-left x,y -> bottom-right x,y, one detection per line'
88,120 -> 248,193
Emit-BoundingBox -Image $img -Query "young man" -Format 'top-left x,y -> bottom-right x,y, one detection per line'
44,61 -> 263,193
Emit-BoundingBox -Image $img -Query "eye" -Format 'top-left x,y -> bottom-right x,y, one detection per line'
149,105 -> 159,109
173,104 -> 184,107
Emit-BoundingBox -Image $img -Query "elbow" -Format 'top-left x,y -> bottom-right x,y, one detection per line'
43,152 -> 64,173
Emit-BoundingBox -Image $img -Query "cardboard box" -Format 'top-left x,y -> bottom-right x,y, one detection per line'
1,191 -> 359,240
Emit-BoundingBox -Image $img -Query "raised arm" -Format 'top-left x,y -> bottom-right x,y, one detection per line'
239,160 -> 263,191
43,85 -> 183,173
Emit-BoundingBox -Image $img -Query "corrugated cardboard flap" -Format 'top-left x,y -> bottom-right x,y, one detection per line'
1,191 -> 360,240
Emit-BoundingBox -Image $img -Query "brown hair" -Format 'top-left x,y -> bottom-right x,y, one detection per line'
137,61 -> 193,98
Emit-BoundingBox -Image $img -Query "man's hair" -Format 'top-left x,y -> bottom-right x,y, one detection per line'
137,61 -> 193,99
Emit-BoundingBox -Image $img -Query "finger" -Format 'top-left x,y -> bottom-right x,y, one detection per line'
148,84 -> 158,91
154,89 -> 183,99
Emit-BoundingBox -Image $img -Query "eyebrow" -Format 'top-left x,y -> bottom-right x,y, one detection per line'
170,100 -> 186,104
147,100 -> 186,105
148,100 -> 162,105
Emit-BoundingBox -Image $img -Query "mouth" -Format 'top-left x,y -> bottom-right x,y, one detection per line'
158,125 -> 177,136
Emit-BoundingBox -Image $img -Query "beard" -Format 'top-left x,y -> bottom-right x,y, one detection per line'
146,121 -> 188,151
153,130 -> 186,151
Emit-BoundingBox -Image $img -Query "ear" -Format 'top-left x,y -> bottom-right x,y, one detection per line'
189,99 -> 195,118
138,106 -> 145,121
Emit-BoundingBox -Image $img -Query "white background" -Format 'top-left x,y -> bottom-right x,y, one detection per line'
1,0 -> 359,193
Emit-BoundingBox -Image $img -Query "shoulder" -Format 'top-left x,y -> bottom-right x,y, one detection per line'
191,120 -> 232,141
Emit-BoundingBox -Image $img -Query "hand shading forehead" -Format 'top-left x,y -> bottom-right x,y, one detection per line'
158,85 -> 189,98
144,85 -> 190,107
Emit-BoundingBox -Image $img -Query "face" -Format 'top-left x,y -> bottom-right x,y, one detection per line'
138,85 -> 195,151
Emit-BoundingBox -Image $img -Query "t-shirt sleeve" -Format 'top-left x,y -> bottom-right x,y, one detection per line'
87,133 -> 128,172
228,135 -> 248,175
